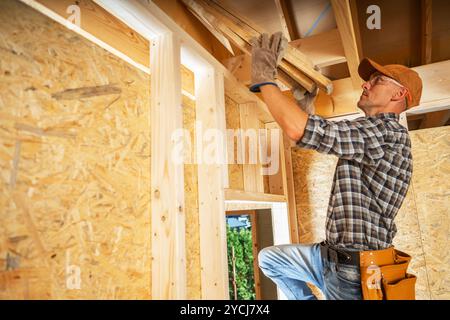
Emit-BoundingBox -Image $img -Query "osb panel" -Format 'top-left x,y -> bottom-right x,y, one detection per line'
182,95 -> 201,299
0,0 -> 151,299
393,185 -> 431,300
225,95 -> 244,190
409,126 -> 450,300
291,148 -> 337,243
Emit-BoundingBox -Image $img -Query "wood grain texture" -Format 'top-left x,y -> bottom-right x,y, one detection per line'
36,0 -> 149,67
0,0 -> 151,299
409,126 -> 450,299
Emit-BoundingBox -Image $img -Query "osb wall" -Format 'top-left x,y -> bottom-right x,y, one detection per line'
291,125 -> 450,300
182,94 -> 202,299
0,0 -> 152,299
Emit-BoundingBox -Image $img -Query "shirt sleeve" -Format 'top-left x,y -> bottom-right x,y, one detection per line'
296,114 -> 386,166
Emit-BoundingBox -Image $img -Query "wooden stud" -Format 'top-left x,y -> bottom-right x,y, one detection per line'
150,33 -> 187,299
421,0 -> 433,65
224,189 -> 286,203
182,0 -> 333,94
247,210 -> 261,300
274,0 -> 297,42
196,68 -> 229,299
239,103 -> 265,193
331,0 -> 362,91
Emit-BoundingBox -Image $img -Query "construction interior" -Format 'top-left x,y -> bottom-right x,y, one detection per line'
0,0 -> 449,300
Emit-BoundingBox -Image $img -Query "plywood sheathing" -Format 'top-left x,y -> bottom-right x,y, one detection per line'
36,0 -> 150,68
0,0 -> 151,299
408,126 -> 450,299
181,94 -> 201,300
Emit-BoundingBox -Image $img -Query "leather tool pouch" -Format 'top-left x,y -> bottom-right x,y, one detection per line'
360,248 -> 416,300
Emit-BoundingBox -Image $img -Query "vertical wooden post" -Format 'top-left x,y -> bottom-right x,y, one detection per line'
150,33 -> 186,299
280,133 -> 299,244
239,103 -> 265,193
421,0 -> 433,65
196,67 -> 229,299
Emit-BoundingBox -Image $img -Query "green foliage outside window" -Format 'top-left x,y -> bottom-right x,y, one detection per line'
227,225 -> 256,300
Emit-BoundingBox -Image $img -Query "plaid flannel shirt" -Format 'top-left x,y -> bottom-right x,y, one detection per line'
297,112 -> 413,250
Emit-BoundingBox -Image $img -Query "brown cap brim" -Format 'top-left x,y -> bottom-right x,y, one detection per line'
358,58 -> 394,81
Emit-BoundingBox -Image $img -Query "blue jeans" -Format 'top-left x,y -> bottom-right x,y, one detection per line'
258,243 -> 362,300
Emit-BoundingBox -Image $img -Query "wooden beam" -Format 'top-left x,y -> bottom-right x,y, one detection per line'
421,0 -> 433,65
265,122 -> 299,243
35,0 -> 149,67
289,28 -> 347,68
150,33 -> 187,299
274,0 -> 298,42
182,0 -> 334,94
224,28 -> 347,86
196,68 -> 229,299
349,0 -> 364,61
247,210 -> 262,300
419,109 -> 450,129
224,189 -> 287,203
21,0 -> 150,73
331,0 -> 362,90
239,103 -> 265,193
281,132 -> 299,244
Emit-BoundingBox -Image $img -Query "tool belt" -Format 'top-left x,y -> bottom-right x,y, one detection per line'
359,246 -> 416,300
320,241 -> 360,266
320,241 -> 416,300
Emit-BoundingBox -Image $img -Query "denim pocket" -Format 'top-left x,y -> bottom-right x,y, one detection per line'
336,265 -> 361,285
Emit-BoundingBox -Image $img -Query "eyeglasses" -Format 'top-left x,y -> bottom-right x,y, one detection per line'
367,73 -> 412,110
368,74 -> 405,88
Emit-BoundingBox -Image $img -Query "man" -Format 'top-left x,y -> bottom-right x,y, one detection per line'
250,32 -> 422,300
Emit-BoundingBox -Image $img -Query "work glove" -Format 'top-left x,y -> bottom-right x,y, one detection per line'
293,85 -> 319,115
249,32 -> 288,92
292,65 -> 321,114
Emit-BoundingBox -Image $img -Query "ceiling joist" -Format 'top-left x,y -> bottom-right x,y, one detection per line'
182,0 -> 334,94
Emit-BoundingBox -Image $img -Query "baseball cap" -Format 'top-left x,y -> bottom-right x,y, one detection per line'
358,58 -> 423,108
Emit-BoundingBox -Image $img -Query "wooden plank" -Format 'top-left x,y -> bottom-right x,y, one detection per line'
224,189 -> 287,203
21,0 -> 150,73
274,0 -> 298,42
290,29 -> 347,68
223,29 -> 346,84
239,103 -> 265,193
36,0 -> 149,67
247,210 -> 262,300
196,68 -> 229,299
264,122 -> 284,196
421,0 -> 433,65
94,0 -> 274,123
331,0 -> 362,90
349,0 -> 364,61
314,77 -> 360,117
182,0 -> 333,94
150,33 -> 187,299
419,109 -> 450,129
414,60 -> 450,104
